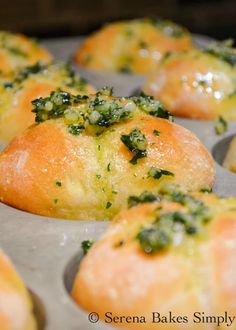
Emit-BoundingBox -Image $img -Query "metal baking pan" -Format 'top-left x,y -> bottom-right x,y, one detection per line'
0,36 -> 235,330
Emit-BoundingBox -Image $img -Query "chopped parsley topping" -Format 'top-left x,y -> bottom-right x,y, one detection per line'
128,191 -> 160,208
3,81 -> 14,89
8,47 -> 28,57
106,201 -> 112,209
121,128 -> 147,165
2,61 -> 90,92
96,87 -> 113,96
31,88 -> 173,136
148,167 -> 174,179
137,227 -> 171,253
81,240 -> 94,255
200,187 -> 213,193
153,129 -> 160,136
114,240 -> 125,247
55,181 -> 62,187
68,124 -> 84,135
123,18 -> 187,39
136,191 -> 211,254
119,64 -> 132,73
138,40 -> 148,49
88,97 -> 132,127
96,174 -> 101,179
14,62 -> 44,83
133,93 -> 173,121
204,40 -> 236,66
151,18 -> 186,38
32,91 -> 87,123
214,116 -> 228,135
107,163 -> 111,172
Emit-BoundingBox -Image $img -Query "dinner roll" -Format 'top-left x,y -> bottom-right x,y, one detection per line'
223,136 -> 236,173
0,62 -> 95,143
0,249 -> 37,330
0,31 -> 51,76
143,41 -> 236,120
72,187 -> 236,329
0,89 -> 215,220
75,18 -> 193,74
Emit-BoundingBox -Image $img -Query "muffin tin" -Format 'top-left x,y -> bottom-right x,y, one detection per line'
0,36 -> 235,330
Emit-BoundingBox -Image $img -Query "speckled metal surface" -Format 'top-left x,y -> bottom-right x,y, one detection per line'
0,36 -> 235,330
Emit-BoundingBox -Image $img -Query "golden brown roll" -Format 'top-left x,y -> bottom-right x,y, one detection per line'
0,249 -> 37,330
223,136 -> 236,172
0,62 -> 95,143
0,90 -> 215,220
0,31 -> 51,76
72,187 -> 236,329
143,41 -> 236,120
75,18 -> 193,74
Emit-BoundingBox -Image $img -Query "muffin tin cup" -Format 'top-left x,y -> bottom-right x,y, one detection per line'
0,36 -> 235,330
0,202 -> 111,330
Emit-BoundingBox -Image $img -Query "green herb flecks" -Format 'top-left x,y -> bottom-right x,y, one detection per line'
88,98 -> 132,127
137,226 -> 171,254
68,124 -> 84,136
121,128 -> 147,165
107,163 -> 111,172
148,166 -> 174,180
214,116 -> 228,135
153,129 -> 160,136
204,40 -> 236,66
3,81 -> 14,89
7,46 -> 28,58
138,40 -> 148,49
31,88 -> 173,135
96,87 -> 113,97
14,62 -> 44,83
152,18 -> 186,38
132,92 -> 173,121
32,90 -> 88,123
136,191 -> 211,254
119,64 -> 132,73
106,201 -> 112,209
200,187 -> 213,193
81,240 -> 94,255
55,181 -> 62,187
128,191 -> 160,208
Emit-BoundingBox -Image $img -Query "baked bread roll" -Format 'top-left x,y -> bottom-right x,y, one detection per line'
143,41 -> 236,120
0,249 -> 37,330
75,18 -> 193,74
0,31 -> 51,77
72,187 -> 236,329
0,89 -> 215,220
223,136 -> 236,172
0,62 -> 95,143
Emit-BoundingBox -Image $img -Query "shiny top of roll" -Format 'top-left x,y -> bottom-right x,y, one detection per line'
75,18 -> 193,74
143,40 -> 236,120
